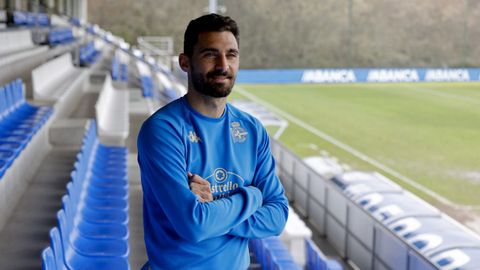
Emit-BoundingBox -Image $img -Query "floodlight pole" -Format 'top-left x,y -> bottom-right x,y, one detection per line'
209,0 -> 217,13
347,0 -> 353,67
463,0 -> 469,66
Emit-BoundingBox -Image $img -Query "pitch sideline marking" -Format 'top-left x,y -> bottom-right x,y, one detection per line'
404,84 -> 480,106
236,86 -> 479,210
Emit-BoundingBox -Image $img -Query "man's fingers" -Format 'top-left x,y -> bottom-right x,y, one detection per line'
188,173 -> 208,182
188,174 -> 213,203
190,183 -> 210,193
190,176 -> 210,185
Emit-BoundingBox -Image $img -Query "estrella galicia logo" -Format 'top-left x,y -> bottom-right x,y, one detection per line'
230,121 -> 248,143
213,168 -> 228,183
205,168 -> 245,199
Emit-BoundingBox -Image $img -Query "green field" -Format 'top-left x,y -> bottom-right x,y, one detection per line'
230,82 -> 480,207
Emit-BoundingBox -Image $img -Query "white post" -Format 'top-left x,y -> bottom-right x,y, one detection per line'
208,0 -> 217,14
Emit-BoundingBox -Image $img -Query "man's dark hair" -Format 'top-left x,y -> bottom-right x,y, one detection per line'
183,13 -> 239,57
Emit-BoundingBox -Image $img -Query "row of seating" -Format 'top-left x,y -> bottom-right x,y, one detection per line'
250,237 -> 302,270
135,60 -> 154,97
41,120 -> 130,269
48,27 -> 74,45
156,72 -> 181,102
112,56 -> 128,81
0,79 -> 52,178
69,17 -> 81,27
11,11 -> 50,26
332,171 -> 480,269
79,41 -> 100,66
140,76 -> 153,97
305,239 -> 342,270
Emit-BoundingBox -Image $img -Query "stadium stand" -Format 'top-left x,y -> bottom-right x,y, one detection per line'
0,78 -> 53,231
3,3 -> 480,270
42,120 -> 129,269
273,137 -> 480,269
0,9 -> 345,269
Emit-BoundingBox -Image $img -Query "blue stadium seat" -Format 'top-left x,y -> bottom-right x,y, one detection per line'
57,210 -> 128,257
11,11 -> 49,26
111,57 -> 120,81
48,28 -> 74,45
42,119 -> 130,269
49,227 -> 67,270
0,79 -> 53,178
79,41 -> 100,66
250,237 -> 302,270
140,76 -> 153,97
69,17 -> 81,27
12,11 -> 27,25
41,247 -> 56,270
305,239 -> 343,270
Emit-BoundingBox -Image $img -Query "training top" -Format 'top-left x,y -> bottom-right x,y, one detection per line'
137,96 -> 289,270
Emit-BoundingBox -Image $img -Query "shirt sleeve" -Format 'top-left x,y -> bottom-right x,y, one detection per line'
228,124 -> 289,239
138,117 -> 263,243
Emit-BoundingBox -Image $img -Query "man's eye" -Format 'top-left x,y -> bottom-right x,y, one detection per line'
203,52 -> 215,58
227,53 -> 238,58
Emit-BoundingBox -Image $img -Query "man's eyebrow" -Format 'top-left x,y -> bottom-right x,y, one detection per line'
199,48 -> 219,53
198,48 -> 239,54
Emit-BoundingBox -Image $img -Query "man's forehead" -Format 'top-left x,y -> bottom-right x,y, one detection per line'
195,31 -> 238,50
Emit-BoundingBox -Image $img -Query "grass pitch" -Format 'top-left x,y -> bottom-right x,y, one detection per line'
230,82 -> 480,206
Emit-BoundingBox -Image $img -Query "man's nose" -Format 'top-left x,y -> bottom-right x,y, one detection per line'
215,54 -> 228,72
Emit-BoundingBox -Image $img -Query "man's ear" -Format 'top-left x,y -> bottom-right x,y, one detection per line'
179,53 -> 190,72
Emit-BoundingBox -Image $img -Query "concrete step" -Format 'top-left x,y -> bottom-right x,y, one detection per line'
49,118 -> 88,148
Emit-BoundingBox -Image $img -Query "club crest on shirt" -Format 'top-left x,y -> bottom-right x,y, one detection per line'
230,122 -> 247,143
188,131 -> 201,143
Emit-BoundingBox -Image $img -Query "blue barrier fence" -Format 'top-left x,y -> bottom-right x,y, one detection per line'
237,68 -> 480,84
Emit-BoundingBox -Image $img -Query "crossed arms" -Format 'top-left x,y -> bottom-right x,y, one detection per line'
138,119 -> 288,243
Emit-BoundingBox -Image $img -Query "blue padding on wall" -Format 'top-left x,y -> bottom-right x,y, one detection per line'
237,68 -> 480,84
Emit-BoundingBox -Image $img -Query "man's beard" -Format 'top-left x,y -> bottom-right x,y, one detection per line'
190,66 -> 235,98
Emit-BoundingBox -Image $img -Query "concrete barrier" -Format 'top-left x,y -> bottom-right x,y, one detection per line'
95,74 -> 129,146
0,29 -> 48,68
32,53 -> 89,118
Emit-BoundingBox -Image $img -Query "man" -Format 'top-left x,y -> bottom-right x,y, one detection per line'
137,13 -> 288,270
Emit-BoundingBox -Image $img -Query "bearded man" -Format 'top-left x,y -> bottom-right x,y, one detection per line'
137,13 -> 288,270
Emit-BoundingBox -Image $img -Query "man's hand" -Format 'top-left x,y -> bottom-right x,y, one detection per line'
188,172 -> 213,203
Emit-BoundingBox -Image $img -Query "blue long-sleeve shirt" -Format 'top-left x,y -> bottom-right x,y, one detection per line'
137,96 -> 288,270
